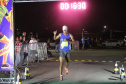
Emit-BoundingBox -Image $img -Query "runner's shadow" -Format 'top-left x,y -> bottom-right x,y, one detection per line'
108,76 -> 120,80
103,69 -> 114,74
33,76 -> 59,83
83,62 -> 103,65
111,76 -> 120,79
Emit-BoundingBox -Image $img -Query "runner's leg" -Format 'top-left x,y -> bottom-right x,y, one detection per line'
59,57 -> 64,75
59,57 -> 64,80
65,51 -> 70,74
65,56 -> 69,69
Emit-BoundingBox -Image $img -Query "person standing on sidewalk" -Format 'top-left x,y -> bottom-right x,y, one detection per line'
81,37 -> 85,50
81,37 -> 87,50
29,36 -> 38,62
15,37 -> 22,67
53,25 -> 75,81
21,37 -> 28,65
87,37 -> 91,48
55,39 -> 60,53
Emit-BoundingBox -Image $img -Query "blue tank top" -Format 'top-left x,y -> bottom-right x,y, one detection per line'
60,33 -> 71,51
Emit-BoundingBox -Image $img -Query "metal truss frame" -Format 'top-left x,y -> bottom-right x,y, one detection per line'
13,0 -> 82,3
0,70 -> 15,84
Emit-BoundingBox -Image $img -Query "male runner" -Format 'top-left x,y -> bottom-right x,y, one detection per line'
53,25 -> 75,81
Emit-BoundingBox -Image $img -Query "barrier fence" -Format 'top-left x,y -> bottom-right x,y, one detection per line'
72,41 -> 79,50
1,41 -> 79,70
16,42 -> 48,67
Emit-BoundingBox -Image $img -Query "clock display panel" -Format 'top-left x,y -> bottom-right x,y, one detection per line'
60,2 -> 86,10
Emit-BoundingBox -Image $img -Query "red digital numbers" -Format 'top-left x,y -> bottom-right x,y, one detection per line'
60,2 -> 86,10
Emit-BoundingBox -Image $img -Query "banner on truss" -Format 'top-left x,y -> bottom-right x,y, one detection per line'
0,0 -> 14,71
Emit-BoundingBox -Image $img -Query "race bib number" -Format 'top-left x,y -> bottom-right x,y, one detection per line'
61,41 -> 68,47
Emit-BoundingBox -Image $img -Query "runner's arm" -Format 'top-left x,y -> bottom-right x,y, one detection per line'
53,30 -> 61,40
68,34 -> 75,44
70,34 -> 75,41
54,33 -> 61,40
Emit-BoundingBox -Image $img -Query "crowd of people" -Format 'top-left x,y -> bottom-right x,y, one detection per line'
14,30 -> 99,68
81,37 -> 90,50
14,26 -> 102,81
15,32 -> 39,67
14,26 -> 126,81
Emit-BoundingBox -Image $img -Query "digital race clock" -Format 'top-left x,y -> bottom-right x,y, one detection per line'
60,2 -> 86,10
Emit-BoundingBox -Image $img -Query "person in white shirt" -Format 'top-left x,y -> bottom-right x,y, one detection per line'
29,36 -> 38,62
124,37 -> 126,47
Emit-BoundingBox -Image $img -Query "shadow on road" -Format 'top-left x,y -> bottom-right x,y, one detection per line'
83,62 -> 104,65
108,76 -> 120,80
104,69 -> 120,81
32,76 -> 59,83
103,69 -> 114,74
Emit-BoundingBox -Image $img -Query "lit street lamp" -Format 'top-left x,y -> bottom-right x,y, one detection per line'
104,25 -> 107,29
104,25 -> 112,39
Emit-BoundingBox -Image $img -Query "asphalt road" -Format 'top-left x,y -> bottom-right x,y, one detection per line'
1,48 -> 126,84
21,48 -> 126,84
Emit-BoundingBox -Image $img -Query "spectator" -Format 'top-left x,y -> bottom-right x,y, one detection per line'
87,37 -> 91,48
55,39 -> 60,53
22,31 -> 28,42
81,37 -> 87,50
47,38 -> 51,49
35,33 -> 39,42
22,32 -> 26,37
124,36 -> 126,47
99,37 -> 102,43
28,32 -> 33,42
22,37 -> 27,44
19,35 -> 23,42
29,36 -> 38,62
21,37 -> 28,65
15,37 -> 22,67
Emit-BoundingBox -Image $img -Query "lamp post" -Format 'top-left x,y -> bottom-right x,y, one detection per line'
104,25 -> 112,39
82,29 -> 84,38
110,29 -> 112,39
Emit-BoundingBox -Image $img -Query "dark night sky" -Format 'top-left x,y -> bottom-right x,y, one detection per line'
14,0 -> 126,39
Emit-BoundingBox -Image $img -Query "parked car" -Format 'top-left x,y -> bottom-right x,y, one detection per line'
97,39 -> 121,48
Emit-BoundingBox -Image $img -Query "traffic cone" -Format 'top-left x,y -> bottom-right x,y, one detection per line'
24,67 -> 27,79
16,73 -> 21,84
120,64 -> 126,80
114,61 -> 119,74
121,65 -> 125,73
26,67 -> 30,79
19,75 -> 22,84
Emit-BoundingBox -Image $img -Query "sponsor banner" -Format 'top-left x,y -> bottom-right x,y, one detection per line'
0,0 -> 14,71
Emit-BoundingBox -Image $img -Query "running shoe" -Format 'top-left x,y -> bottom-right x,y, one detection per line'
60,75 -> 63,81
64,67 -> 68,74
